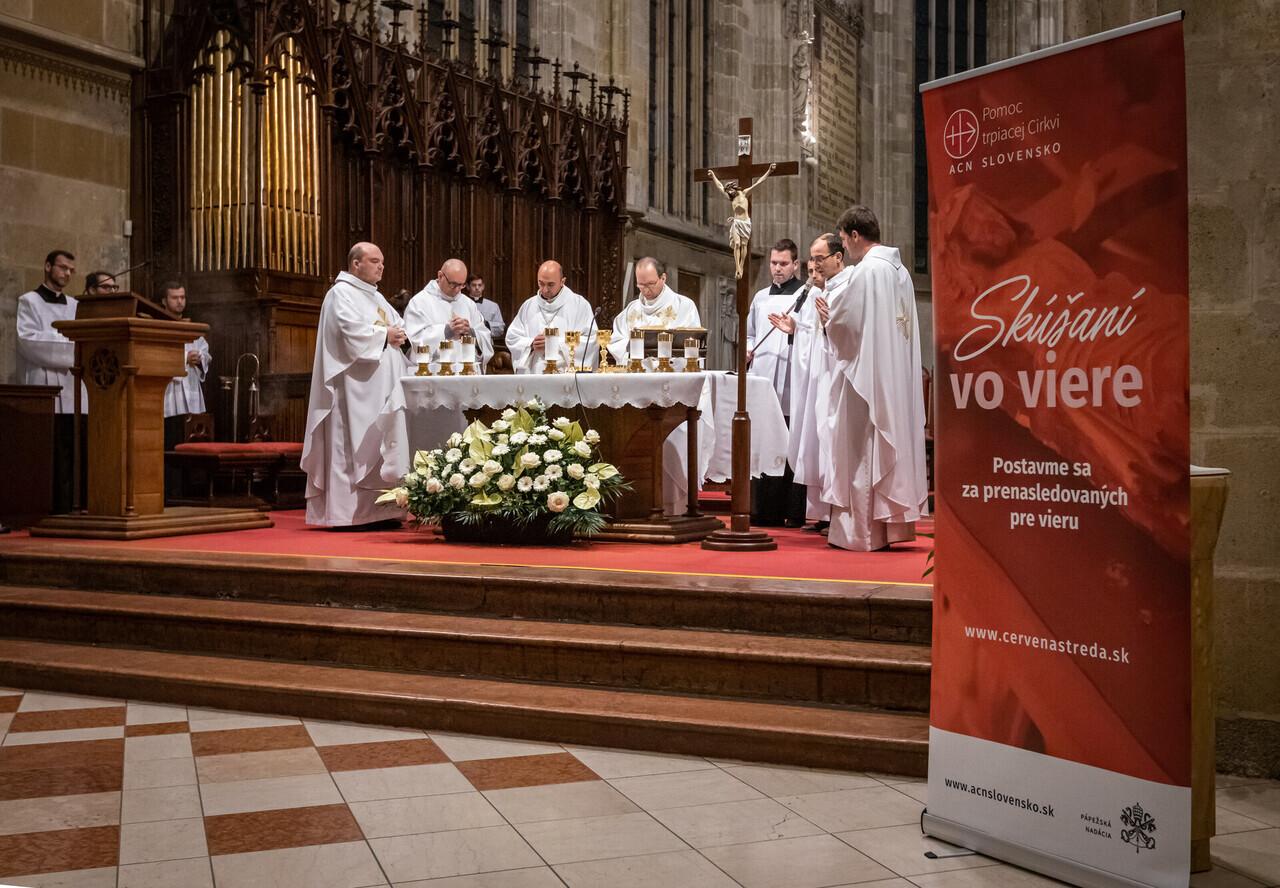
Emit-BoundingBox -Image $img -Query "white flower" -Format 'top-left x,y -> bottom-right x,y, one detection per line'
525,398 -> 540,409
584,474 -> 600,490
497,474 -> 516,491
510,431 -> 529,445
584,429 -> 601,445
406,472 -> 421,485
483,459 -> 502,475
425,478 -> 444,493
491,419 -> 509,432
572,440 -> 592,458
517,476 -> 534,492
445,448 -> 463,463
548,429 -> 566,441
491,443 -> 510,456
469,472 -> 489,488
447,433 -> 463,447
547,491 -> 570,512
567,463 -> 585,480
394,488 -> 409,508
459,458 -> 476,474
501,407 -> 517,420
552,416 -> 571,428
448,473 -> 465,489
529,433 -> 547,446
520,452 -> 541,469
533,425 -> 550,434
533,475 -> 550,491
545,463 -> 563,480
543,449 -> 563,463
497,434 -> 509,445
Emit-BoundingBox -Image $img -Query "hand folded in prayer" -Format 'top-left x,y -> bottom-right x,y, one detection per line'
449,316 -> 472,337
386,326 -> 408,348
186,350 -> 201,367
768,312 -> 796,334
815,296 -> 830,326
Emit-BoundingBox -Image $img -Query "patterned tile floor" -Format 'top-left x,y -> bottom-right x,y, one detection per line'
0,687 -> 1276,887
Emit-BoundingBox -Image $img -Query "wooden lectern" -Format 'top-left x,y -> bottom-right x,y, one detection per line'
31,293 -> 272,540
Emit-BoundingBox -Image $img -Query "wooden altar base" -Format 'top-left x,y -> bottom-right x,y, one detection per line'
589,514 -> 725,544
0,520 -> 932,775
30,506 -> 273,540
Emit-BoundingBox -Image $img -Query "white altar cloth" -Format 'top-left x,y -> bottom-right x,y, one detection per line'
379,371 -> 788,512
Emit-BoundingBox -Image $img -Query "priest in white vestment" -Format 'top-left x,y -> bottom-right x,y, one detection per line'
607,257 -> 701,366
506,260 -> 598,373
159,283 -> 210,431
821,206 -> 928,551
17,249 -> 88,513
302,243 -> 411,529
403,259 -> 494,370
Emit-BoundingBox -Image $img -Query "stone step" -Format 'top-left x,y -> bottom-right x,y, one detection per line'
0,638 -> 930,776
0,586 -> 931,711
0,547 -> 930,642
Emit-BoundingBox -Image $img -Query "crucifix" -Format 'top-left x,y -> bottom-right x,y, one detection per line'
695,117 -> 799,551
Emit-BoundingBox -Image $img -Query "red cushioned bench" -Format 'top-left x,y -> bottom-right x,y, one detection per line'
167,441 -> 304,511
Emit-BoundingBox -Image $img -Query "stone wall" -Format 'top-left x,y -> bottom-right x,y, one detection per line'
1060,0 -> 1280,776
0,0 -> 140,385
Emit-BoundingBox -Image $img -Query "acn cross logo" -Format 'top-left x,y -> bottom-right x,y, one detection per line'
943,109 -> 980,160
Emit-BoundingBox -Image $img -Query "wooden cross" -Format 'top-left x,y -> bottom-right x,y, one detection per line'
695,117 -> 799,551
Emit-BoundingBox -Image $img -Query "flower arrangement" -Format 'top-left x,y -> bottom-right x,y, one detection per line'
378,398 -> 629,538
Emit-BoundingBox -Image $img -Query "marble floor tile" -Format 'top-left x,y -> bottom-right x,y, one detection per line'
718,762 -> 880,797
195,746 -> 329,784
317,738 -> 447,772
123,733 -> 192,763
651,797 -> 824,848
199,772 -> 344,816
563,746 -> 715,779
117,818 -> 207,865
0,763 -> 124,803
515,811 -> 688,864
556,848 -> 740,888
124,722 -> 189,738
909,863 -> 1070,886
1211,828 -> 1280,886
117,856 -> 214,888
4,727 -> 125,747
303,719 -> 426,747
211,840 -> 387,888
776,785 -> 925,833
349,791 -> 505,839
124,702 -> 188,726
484,778 -> 641,824
122,756 -> 197,791
835,824 -> 997,877
0,866 -> 118,887
16,693 -> 121,713
0,738 -> 123,773
1217,776 -> 1275,789
701,833 -> 894,888
457,752 -> 599,791
391,865 -> 564,887
1218,784 -> 1280,828
429,732 -> 563,761
187,713 -> 302,732
1217,806 -> 1273,835
8,707 -> 126,734
204,802 -> 364,855
1189,865 -> 1269,887
369,824 -> 542,882
610,766 -> 763,811
829,880 -> 914,888
120,784 -> 203,823
189,724 -> 313,757
0,792 -> 120,836
332,762 -> 473,803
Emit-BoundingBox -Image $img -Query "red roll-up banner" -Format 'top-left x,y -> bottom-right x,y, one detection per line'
921,13 -> 1190,888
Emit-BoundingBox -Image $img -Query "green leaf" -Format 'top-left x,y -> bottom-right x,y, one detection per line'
572,488 -> 601,510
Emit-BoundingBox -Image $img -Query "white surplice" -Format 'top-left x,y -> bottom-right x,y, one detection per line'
787,286 -> 834,522
301,271 -> 411,527
403,279 -> 495,370
820,246 -> 928,550
505,285 -> 599,373
606,285 -> 701,366
745,284 -> 801,411
163,336 -> 211,418
16,288 -> 87,414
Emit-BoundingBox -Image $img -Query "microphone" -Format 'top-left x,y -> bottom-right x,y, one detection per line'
578,303 -> 608,372
751,278 -> 813,353
109,260 -> 150,279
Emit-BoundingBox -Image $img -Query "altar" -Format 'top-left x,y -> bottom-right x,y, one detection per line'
380,371 -> 789,542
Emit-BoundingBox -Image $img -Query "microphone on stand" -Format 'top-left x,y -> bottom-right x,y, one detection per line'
751,278 -> 813,353
108,260 -> 150,280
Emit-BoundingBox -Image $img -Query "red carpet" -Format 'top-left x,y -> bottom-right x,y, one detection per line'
3,511 -> 933,586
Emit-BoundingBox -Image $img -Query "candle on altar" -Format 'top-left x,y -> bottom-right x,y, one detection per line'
628,329 -> 644,361
459,334 -> 476,364
657,332 -> 673,359
684,337 -> 700,370
544,327 -> 561,364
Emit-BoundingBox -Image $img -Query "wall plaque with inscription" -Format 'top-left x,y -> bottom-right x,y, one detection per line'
809,1 -> 861,228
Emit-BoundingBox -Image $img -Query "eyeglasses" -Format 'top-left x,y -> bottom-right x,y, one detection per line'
444,278 -> 467,288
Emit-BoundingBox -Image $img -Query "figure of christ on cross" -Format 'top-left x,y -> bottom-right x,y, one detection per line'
694,118 -> 799,551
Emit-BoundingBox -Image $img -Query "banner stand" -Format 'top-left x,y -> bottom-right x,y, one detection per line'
923,812 -> 1158,888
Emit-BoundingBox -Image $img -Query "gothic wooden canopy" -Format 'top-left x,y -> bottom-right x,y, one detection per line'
132,0 -> 629,439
